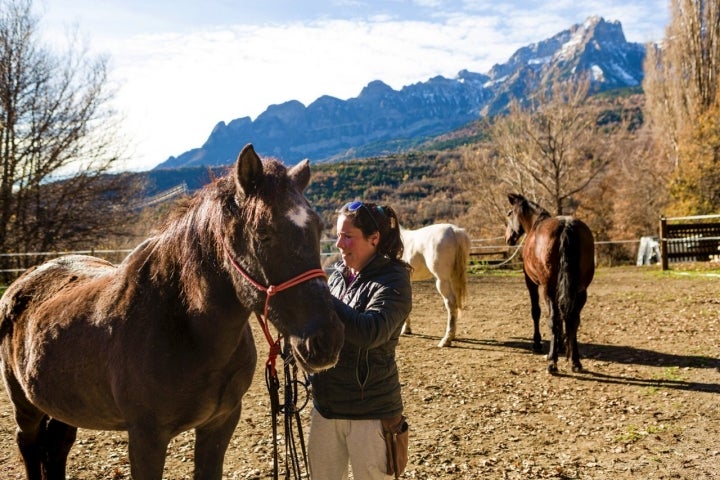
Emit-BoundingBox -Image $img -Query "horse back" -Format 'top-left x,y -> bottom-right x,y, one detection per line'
0,255 -> 116,337
402,224 -> 469,282
523,216 -> 594,289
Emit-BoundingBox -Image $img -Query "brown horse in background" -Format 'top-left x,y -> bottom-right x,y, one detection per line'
0,144 -> 344,479
505,193 -> 594,374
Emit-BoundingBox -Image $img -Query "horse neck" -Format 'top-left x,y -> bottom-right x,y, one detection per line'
116,238 -> 255,372
134,202 -> 243,316
525,208 -> 551,233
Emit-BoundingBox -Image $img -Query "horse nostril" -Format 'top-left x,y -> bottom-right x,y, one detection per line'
307,326 -> 342,359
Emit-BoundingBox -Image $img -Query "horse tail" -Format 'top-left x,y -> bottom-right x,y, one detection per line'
452,227 -> 470,310
557,220 -> 580,358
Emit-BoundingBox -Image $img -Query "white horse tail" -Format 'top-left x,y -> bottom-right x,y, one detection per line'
451,226 -> 470,310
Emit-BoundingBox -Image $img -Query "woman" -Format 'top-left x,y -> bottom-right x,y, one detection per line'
308,201 -> 412,480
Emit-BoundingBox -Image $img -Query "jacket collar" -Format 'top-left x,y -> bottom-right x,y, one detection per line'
334,254 -> 391,279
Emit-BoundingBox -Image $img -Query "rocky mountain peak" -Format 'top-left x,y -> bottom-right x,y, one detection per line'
155,16 -> 646,170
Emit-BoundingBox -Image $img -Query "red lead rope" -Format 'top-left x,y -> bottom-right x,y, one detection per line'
224,244 -> 327,375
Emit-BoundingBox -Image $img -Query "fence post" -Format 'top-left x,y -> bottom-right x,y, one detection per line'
659,216 -> 668,271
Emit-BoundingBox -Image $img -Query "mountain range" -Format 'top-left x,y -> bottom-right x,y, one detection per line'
154,16 -> 647,170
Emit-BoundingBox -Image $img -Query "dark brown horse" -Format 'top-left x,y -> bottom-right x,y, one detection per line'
505,193 -> 594,374
0,144 -> 344,479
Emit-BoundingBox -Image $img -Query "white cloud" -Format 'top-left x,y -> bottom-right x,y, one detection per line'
108,17 -> 537,170
37,1 -> 669,171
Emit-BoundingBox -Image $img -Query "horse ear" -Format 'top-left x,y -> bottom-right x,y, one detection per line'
236,144 -> 263,195
288,159 -> 311,191
507,193 -> 521,205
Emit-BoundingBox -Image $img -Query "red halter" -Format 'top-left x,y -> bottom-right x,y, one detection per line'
224,243 -> 327,375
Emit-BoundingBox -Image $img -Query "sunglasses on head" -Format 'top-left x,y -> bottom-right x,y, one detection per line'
343,201 -> 380,232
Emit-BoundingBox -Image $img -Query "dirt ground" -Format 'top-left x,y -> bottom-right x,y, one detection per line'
0,266 -> 718,479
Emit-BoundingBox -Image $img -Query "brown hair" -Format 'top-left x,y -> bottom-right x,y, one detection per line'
338,201 -> 404,260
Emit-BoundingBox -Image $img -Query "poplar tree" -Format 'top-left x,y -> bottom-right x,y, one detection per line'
643,0 -> 720,214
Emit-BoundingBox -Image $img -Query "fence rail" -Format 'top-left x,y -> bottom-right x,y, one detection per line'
0,230 -> 720,282
132,183 -> 188,210
1,238 -> 653,279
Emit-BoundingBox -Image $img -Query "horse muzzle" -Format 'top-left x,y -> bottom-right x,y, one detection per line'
505,231 -> 519,246
288,315 -> 344,374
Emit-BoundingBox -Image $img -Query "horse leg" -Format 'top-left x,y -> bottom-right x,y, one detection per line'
524,274 -> 542,353
13,413 -> 76,480
567,290 -> 587,373
401,316 -> 412,335
41,418 -> 77,479
127,425 -> 171,480
544,294 -> 561,374
4,371 -> 54,480
193,407 -> 242,479
435,278 -> 458,348
15,413 -> 46,480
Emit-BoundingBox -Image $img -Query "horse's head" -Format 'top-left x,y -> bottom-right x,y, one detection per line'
223,144 -> 343,373
505,193 -> 527,246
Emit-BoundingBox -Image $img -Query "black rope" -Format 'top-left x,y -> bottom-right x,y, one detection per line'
265,340 -> 311,480
265,358 -> 281,479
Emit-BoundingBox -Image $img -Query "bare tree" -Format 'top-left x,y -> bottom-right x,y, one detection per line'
0,0 -> 139,275
482,78 -> 618,216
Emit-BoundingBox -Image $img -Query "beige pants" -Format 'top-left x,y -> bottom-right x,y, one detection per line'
308,408 -> 392,480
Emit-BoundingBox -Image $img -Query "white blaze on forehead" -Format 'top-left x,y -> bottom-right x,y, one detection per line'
287,204 -> 311,227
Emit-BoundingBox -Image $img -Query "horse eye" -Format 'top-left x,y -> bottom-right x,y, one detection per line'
256,227 -> 273,243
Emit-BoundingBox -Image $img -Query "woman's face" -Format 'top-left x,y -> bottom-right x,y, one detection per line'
335,214 -> 379,273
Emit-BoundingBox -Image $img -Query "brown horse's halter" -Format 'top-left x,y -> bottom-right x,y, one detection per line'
224,244 -> 327,373
224,243 -> 327,480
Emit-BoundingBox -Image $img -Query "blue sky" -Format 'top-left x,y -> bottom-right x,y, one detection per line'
37,0 -> 669,171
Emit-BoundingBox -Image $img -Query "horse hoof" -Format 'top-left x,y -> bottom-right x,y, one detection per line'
401,326 -> 412,335
572,364 -> 583,373
547,364 -> 558,375
438,338 -> 452,348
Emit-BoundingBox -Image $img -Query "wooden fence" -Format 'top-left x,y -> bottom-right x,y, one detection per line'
3,232 -> 705,281
659,214 -> 720,270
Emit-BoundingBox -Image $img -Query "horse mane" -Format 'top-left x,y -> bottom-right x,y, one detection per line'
137,175 -> 230,309
139,158 -> 291,310
523,197 -> 552,226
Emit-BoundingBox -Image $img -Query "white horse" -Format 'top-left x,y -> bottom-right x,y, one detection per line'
401,224 -> 470,347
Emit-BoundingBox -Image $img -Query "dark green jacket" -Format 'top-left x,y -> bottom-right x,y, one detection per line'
311,255 -> 412,419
